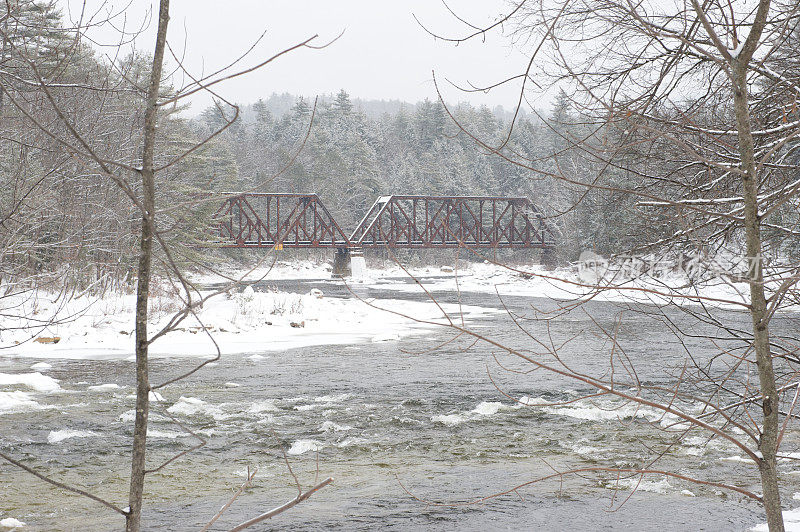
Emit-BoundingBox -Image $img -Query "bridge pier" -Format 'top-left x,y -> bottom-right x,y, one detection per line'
332,247 -> 366,278
332,247 -> 351,277
350,248 -> 366,279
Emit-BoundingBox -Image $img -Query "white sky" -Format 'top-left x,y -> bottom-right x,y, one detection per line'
63,1 -> 543,115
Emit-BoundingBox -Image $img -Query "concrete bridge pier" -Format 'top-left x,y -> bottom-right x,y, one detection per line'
350,248 -> 366,279
332,247 -> 366,278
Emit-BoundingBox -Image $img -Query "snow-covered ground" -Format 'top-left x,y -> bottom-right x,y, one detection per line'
2,256 -> 786,362
0,270 -> 497,361
752,506 -> 800,531
215,257 -> 761,309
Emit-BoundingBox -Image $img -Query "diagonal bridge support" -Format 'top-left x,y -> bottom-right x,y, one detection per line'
213,193 -> 350,248
349,195 -> 556,250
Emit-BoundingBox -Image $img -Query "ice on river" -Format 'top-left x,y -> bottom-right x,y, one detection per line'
0,372 -> 59,414
87,383 -> 120,391
0,517 -> 27,529
0,391 -> 40,413
356,260 -> 760,310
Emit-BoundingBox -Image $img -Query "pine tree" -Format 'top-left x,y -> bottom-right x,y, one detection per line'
331,89 -> 353,115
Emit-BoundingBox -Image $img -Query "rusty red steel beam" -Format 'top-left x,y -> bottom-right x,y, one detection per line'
212,194 -> 556,249
349,195 -> 556,249
213,193 -> 350,248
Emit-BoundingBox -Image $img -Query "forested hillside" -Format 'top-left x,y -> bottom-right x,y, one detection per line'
196,89 -> 669,260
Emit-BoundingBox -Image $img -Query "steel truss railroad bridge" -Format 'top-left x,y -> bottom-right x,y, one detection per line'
213,193 -> 556,273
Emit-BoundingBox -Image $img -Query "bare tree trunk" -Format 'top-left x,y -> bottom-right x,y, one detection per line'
126,1 -> 170,531
732,61 -> 784,532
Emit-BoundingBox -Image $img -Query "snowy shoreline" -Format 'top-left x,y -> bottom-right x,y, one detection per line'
0,257 -> 790,361
205,258 -> 762,309
0,264 -> 499,361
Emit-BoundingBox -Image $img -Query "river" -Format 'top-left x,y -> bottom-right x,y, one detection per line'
2,273 -> 798,530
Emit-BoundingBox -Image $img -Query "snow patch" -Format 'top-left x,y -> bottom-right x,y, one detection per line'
148,429 -> 184,439
30,362 -> 52,370
0,391 -> 40,413
615,477 -> 672,494
0,518 -> 26,529
149,391 -> 164,402
0,271 -> 498,361
720,455 -> 753,463
371,332 -> 400,343
309,288 -> 324,299
751,507 -> 800,531
0,372 -> 60,392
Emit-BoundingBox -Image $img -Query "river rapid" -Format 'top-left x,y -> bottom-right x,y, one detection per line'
2,274 -> 800,531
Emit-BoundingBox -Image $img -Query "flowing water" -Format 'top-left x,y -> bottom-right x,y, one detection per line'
2,274 -> 800,531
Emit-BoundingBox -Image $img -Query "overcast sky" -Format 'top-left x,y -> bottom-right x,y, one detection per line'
64,1 -> 542,115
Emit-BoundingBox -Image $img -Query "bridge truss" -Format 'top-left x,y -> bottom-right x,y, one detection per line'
351,195 -> 555,249
214,193 -> 349,248
213,193 -> 556,250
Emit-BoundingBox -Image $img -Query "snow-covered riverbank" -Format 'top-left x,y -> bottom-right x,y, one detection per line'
360,261 -> 755,308
205,258 -> 757,309
0,277 -> 497,360
0,257 -> 786,361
